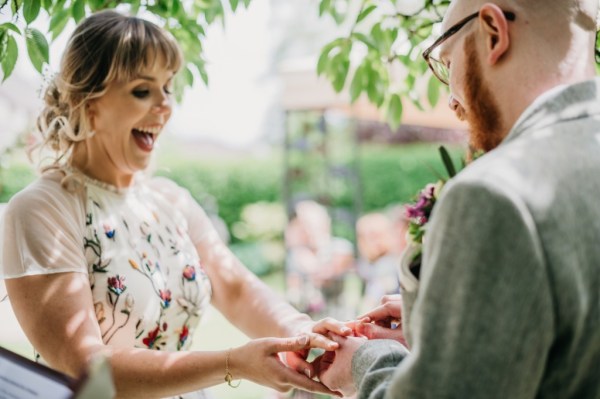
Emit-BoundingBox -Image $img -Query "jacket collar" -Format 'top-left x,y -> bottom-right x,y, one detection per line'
501,77 -> 600,146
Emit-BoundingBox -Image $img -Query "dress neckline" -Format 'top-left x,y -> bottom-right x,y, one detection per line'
62,165 -> 137,195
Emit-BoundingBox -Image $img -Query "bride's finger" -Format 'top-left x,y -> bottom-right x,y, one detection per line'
312,317 -> 353,336
308,332 -> 340,351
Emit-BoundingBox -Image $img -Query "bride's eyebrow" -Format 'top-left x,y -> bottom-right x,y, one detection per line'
132,74 -> 174,83
133,75 -> 156,82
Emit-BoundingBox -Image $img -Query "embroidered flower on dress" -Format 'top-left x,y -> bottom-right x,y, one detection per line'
129,259 -> 140,270
178,324 -> 189,350
103,224 -> 115,239
142,326 -> 161,349
107,275 -> 126,295
94,302 -> 106,324
124,294 -> 135,315
182,265 -> 196,281
159,289 -> 172,309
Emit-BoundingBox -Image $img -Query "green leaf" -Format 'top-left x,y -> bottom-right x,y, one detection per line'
356,4 -> 376,24
242,0 -> 250,7
173,65 -> 193,102
349,65 -> 364,103
387,93 -> 403,130
370,22 -> 383,46
439,146 -> 457,178
171,0 -> 180,14
332,60 -> 349,92
329,43 -> 351,92
316,48 -> 330,76
0,30 -> 7,62
183,65 -> 194,85
1,34 -> 18,81
24,0 -> 41,24
71,0 -> 85,22
410,94 -> 425,112
318,0 -> 330,16
10,0 -> 23,14
1,22 -> 21,35
48,8 -> 70,40
197,63 -> 208,85
41,0 -> 52,11
229,0 -> 238,12
87,0 -> 103,11
129,0 -> 141,13
25,28 -> 49,73
351,32 -> 377,51
427,74 -> 440,108
51,0 -> 65,13
366,68 -> 385,107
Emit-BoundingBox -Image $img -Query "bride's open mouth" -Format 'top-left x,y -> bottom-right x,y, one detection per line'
132,126 -> 160,152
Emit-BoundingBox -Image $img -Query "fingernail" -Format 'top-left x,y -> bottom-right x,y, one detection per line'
328,342 -> 338,349
298,335 -> 309,346
304,368 -> 312,379
341,327 -> 351,334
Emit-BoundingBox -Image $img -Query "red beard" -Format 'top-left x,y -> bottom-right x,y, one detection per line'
463,33 -> 506,152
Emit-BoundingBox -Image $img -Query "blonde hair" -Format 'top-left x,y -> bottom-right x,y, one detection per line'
35,10 -> 182,167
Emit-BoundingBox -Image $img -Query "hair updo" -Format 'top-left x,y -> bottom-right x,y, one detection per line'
35,10 -> 182,166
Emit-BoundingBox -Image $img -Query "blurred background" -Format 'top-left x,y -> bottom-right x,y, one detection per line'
0,0 -> 467,397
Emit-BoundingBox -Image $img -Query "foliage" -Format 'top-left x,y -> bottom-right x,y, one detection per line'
154,153 -> 282,241
316,0 -> 600,128
316,0 -> 450,129
1,142 -> 463,225
0,0 -> 252,100
155,142 -> 465,239
0,162 -> 36,203
0,142 -> 462,274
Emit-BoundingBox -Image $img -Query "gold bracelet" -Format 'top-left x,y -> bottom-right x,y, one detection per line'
224,348 -> 241,388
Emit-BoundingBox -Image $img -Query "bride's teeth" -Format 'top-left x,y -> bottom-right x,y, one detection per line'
134,126 -> 161,135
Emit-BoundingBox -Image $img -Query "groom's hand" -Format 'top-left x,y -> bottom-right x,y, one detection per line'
313,333 -> 366,397
357,294 -> 407,346
285,317 -> 353,379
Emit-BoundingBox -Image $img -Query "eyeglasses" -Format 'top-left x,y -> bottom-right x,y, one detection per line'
423,10 -> 516,85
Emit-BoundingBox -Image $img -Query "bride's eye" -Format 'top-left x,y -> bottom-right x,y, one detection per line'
132,89 -> 150,99
163,86 -> 173,95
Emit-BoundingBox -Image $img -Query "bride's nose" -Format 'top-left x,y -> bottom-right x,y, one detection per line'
152,98 -> 171,115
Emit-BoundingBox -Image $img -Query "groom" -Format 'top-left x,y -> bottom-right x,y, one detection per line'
314,0 -> 600,398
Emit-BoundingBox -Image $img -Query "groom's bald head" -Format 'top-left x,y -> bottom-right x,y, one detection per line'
444,0 -> 598,33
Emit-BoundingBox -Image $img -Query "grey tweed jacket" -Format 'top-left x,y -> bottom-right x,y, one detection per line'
351,78 -> 600,399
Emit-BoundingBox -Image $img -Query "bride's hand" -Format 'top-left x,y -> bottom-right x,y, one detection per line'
232,335 -> 342,396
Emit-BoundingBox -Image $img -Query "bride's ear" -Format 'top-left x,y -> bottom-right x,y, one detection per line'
85,101 -> 97,131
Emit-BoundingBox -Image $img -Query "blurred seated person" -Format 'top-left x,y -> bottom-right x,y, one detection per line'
355,213 -> 403,313
285,200 -> 353,318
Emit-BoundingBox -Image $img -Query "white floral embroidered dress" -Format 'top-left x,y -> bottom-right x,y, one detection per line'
83,173 -> 212,352
0,168 -> 214,398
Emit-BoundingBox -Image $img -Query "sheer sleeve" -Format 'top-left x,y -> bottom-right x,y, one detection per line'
0,171 -> 87,280
148,177 -> 220,245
